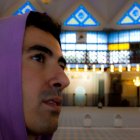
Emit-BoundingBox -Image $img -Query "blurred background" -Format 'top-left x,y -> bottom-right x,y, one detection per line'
1,1 -> 140,139
1,0 -> 140,107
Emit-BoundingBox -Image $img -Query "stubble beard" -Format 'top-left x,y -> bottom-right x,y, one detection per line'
44,109 -> 60,134
27,89 -> 62,136
27,110 -> 60,137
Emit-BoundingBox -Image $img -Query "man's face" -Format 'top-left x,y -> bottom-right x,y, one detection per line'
22,26 -> 69,135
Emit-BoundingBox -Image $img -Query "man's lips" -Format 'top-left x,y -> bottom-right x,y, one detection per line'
42,97 -> 62,112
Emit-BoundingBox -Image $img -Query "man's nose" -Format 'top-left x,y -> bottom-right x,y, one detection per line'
49,69 -> 70,90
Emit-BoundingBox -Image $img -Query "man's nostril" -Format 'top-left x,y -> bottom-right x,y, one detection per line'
53,83 -> 61,87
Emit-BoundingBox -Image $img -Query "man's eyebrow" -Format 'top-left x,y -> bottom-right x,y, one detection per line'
27,44 -> 66,67
58,56 -> 67,67
27,45 -> 53,56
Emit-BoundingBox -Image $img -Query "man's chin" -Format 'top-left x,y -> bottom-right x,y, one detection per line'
46,125 -> 58,134
44,114 -> 59,134
40,122 -> 58,135
27,122 -> 58,136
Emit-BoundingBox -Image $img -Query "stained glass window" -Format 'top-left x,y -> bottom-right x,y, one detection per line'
87,51 -> 107,64
97,32 -> 107,43
97,44 -> 107,50
61,44 -> 66,50
119,31 -> 129,43
108,32 -> 119,43
108,29 -> 140,43
63,51 -> 76,63
61,32 -> 76,43
129,30 -> 140,42
64,44 -> 76,50
13,1 -> 35,15
64,5 -> 100,27
109,51 -> 130,64
87,44 -> 97,50
66,32 -> 76,43
87,32 -> 107,43
97,51 -> 107,63
117,2 -> 140,25
75,44 -> 87,50
108,43 -> 130,51
87,32 -> 98,43
60,34 -> 66,43
61,29 -> 140,66
75,51 -> 86,63
88,51 -> 97,63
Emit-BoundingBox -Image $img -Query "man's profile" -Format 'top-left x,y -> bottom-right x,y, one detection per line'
0,11 -> 69,140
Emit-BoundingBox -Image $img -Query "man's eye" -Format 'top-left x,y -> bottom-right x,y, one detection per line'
32,53 -> 45,63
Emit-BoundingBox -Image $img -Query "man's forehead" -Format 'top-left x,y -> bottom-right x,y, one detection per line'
23,26 -> 61,52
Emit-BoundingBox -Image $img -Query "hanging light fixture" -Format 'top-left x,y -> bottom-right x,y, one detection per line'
92,65 -> 96,72
110,64 -> 114,72
136,64 -> 140,72
101,65 -> 104,72
67,64 -> 71,72
127,64 -> 131,72
119,64 -> 122,72
76,64 -> 79,72
133,76 -> 140,107
84,65 -> 88,72
133,77 -> 140,87
41,0 -> 51,4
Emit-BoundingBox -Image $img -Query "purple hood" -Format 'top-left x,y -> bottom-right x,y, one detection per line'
0,13 -> 52,140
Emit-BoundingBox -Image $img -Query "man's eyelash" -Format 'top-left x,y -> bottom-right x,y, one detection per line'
31,53 -> 66,69
59,63 -> 66,70
32,53 -> 45,63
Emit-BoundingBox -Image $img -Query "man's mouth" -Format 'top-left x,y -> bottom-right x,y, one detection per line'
42,97 -> 62,112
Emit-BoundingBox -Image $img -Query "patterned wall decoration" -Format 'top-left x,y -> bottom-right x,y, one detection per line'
13,1 -> 36,15
64,5 -> 100,26
117,2 -> 140,25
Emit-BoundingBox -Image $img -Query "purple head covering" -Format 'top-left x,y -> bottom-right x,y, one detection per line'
0,13 -> 28,140
0,13 -> 52,140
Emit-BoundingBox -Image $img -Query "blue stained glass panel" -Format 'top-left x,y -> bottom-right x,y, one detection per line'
87,32 -> 98,43
119,31 -> 129,43
117,2 -> 140,25
61,44 -> 66,50
97,44 -> 107,50
65,44 -> 76,50
97,32 -> 107,43
66,32 -> 76,43
108,32 -> 119,43
13,1 -> 36,15
129,30 -> 140,42
86,44 -> 97,50
87,32 -> 107,43
75,44 -> 87,50
60,33 -> 66,43
64,5 -> 100,27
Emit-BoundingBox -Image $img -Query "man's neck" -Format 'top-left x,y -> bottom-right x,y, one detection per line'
28,135 -> 38,140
